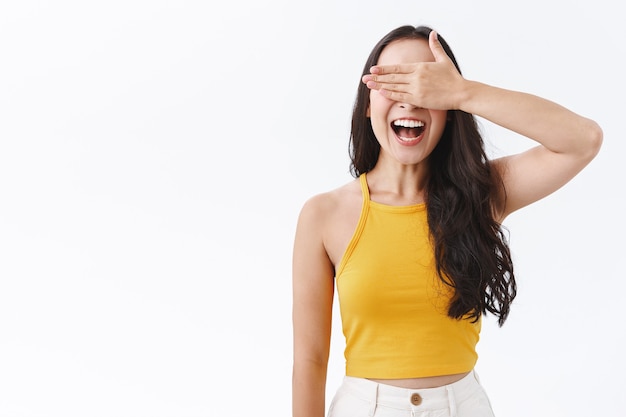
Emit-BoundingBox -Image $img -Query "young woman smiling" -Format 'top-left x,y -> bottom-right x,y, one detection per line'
292,25 -> 602,417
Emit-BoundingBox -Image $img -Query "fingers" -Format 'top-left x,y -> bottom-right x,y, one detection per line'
367,31 -> 448,79
377,89 -> 410,103
362,76 -> 380,90
361,73 -> 406,91
361,73 -> 408,99
369,63 -> 412,76
428,30 -> 449,63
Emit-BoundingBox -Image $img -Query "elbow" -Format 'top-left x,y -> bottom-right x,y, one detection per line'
581,119 -> 603,162
588,120 -> 603,157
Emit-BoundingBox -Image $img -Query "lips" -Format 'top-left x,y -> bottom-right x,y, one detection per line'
391,118 -> 425,143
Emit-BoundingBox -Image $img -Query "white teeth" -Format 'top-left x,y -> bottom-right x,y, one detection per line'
393,119 -> 424,128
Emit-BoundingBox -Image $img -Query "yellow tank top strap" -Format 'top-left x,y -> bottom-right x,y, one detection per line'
359,173 -> 370,202
335,174 -> 370,278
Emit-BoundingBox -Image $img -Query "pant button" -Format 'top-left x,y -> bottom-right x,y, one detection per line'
410,393 -> 422,406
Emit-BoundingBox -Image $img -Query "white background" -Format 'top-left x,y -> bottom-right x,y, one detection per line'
0,1 -> 624,416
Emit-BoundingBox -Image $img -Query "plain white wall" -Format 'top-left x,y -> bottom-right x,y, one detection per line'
0,1 -> 623,416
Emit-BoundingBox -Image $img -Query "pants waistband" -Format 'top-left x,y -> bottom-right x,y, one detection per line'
340,370 -> 482,411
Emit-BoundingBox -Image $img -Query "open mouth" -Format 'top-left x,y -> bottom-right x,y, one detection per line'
392,119 -> 425,142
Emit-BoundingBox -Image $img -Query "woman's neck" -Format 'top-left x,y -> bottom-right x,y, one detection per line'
366,162 -> 429,206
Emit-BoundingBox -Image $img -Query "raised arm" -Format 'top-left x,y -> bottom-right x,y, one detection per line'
459,80 -> 602,219
363,30 -> 602,220
292,195 -> 335,417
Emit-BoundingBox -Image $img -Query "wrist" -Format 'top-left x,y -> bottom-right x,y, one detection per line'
455,79 -> 480,112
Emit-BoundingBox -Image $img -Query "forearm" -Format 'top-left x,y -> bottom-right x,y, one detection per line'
292,360 -> 328,417
458,80 -> 602,158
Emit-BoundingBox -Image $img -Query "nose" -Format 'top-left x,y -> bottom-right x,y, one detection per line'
398,101 -> 422,110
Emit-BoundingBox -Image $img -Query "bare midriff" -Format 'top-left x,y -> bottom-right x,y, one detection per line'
368,371 -> 470,389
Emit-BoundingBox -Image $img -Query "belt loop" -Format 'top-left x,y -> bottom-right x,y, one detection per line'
446,385 -> 457,417
368,382 -> 378,417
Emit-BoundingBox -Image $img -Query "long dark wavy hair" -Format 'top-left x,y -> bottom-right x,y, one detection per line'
350,25 -> 516,326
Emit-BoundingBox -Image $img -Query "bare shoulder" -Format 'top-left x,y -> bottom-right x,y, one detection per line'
296,178 -> 363,267
298,179 -> 361,222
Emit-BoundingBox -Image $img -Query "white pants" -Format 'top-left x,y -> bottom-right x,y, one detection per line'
328,371 -> 495,417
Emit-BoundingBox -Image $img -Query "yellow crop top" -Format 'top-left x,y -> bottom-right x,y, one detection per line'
335,173 -> 480,379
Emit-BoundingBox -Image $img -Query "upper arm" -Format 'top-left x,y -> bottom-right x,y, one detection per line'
292,196 -> 335,367
494,125 -> 602,220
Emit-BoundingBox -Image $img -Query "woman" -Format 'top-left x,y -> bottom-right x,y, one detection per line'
292,25 -> 602,417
